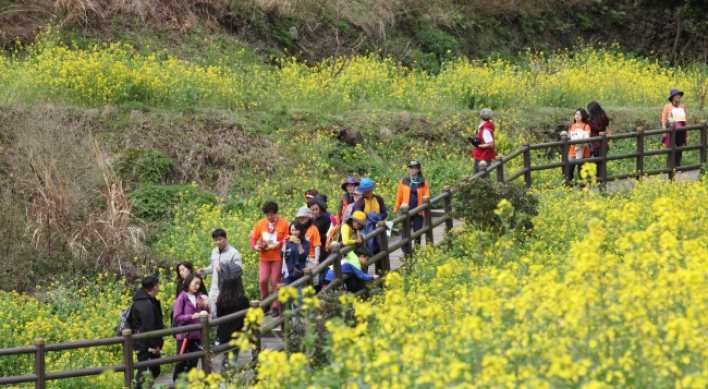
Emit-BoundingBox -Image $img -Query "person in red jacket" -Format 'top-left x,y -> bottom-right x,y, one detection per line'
394,161 -> 431,245
469,108 -> 496,176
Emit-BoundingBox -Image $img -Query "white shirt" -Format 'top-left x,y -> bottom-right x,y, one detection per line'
187,293 -> 196,307
478,122 -> 493,143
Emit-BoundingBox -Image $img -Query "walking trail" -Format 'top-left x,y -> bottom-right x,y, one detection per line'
153,169 -> 699,387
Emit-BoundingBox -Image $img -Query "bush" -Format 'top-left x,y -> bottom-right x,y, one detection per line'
116,147 -> 174,185
451,178 -> 539,233
284,289 -> 354,368
128,184 -> 217,221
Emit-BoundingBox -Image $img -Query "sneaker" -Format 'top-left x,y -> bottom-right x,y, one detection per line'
271,307 -> 279,317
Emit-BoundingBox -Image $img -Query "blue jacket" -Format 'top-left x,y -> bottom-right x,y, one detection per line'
324,263 -> 374,283
281,240 -> 309,284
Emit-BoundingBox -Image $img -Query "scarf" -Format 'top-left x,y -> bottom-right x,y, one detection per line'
363,196 -> 380,215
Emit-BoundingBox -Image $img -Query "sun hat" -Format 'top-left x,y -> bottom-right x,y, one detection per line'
357,177 -> 376,192
353,187 -> 364,195
668,88 -> 684,101
349,211 -> 366,225
340,177 -> 360,192
295,206 -> 313,219
408,160 -> 421,169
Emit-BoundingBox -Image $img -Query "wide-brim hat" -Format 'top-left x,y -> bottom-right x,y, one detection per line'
341,176 -> 359,192
668,88 -> 684,101
357,177 -> 376,192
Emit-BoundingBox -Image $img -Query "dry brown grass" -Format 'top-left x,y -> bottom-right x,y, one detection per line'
14,107 -> 146,275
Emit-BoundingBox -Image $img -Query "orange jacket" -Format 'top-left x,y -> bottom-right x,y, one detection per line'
394,176 -> 431,216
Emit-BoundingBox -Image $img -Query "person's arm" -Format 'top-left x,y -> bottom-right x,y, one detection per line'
173,297 -> 190,325
394,181 -> 404,214
378,196 -> 388,220
250,224 -> 262,251
478,129 -> 494,149
661,104 -> 670,129
422,180 -> 431,198
202,253 -> 214,275
348,264 -> 374,281
341,224 -> 356,245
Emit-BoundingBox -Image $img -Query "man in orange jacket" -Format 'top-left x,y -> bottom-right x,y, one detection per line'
394,161 -> 431,245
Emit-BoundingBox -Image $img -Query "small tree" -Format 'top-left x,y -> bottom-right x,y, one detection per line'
451,178 -> 539,234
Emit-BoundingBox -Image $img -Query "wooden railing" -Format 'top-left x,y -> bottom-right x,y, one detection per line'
1,121 -> 704,388
478,121 -> 708,188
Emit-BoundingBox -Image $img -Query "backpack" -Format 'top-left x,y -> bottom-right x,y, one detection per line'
219,262 -> 245,296
114,302 -> 135,336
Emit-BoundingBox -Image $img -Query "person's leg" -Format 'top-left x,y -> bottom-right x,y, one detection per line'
270,260 -> 283,313
258,260 -> 271,301
567,156 -> 576,183
135,350 -> 150,389
676,133 -> 686,167
215,337 -> 230,371
185,339 -> 201,372
208,291 -> 219,319
473,159 -> 480,175
173,339 -> 188,382
306,256 -> 319,287
412,214 -> 424,245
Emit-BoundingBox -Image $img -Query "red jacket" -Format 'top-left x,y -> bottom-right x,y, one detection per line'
472,121 -> 496,161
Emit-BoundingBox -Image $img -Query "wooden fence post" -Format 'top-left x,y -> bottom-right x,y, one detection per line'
478,160 -> 488,179
700,120 -> 707,165
636,127 -> 645,178
442,186 -> 453,233
199,311 -> 211,375
34,339 -> 45,389
122,330 -> 134,389
330,242 -> 343,281
495,156 -> 504,183
669,123 -> 676,180
598,131 -> 608,185
377,221 -> 391,273
523,142 -> 531,189
561,132 -> 569,186
423,196 -> 433,245
249,301 -> 261,365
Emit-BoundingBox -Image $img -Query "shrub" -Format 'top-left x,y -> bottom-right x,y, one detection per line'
451,178 -> 539,233
128,184 -> 217,221
116,147 -> 174,185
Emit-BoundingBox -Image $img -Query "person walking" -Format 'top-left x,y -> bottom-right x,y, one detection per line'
197,229 -> 241,316
250,201 -> 289,317
175,261 -> 208,298
281,221 -> 310,286
172,274 -> 210,382
567,108 -> 591,183
214,278 -> 250,372
130,276 -> 164,389
394,161 -> 431,245
294,207 -> 321,287
353,178 -> 387,273
662,88 -> 689,168
336,177 -> 359,225
470,108 -> 496,176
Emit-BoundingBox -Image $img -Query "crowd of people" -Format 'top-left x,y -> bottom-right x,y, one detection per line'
128,155 -> 444,386
127,95 -> 689,385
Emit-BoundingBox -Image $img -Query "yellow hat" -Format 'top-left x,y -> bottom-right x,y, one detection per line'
349,211 -> 366,224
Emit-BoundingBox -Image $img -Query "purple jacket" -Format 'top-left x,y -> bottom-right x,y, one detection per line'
173,291 -> 210,340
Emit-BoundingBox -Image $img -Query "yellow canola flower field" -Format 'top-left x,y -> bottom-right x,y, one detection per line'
248,178 -> 708,389
0,36 -> 700,112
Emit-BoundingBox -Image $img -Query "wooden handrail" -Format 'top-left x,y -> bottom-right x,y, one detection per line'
2,121 -> 707,388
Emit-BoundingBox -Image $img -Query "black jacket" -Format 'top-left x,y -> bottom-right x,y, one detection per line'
216,296 -> 251,341
130,289 -> 164,350
313,214 -> 331,248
